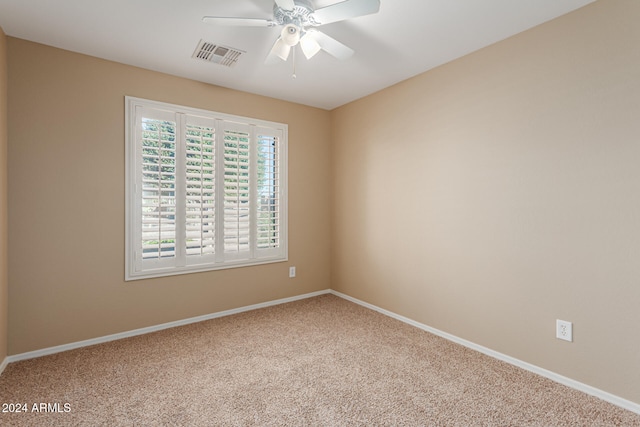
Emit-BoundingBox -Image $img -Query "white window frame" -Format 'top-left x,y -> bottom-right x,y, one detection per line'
125,96 -> 288,280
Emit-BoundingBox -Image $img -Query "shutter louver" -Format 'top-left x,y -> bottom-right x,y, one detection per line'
223,128 -> 251,254
140,118 -> 177,260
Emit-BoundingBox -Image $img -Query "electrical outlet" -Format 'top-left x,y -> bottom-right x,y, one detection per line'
556,319 -> 573,342
289,266 -> 296,278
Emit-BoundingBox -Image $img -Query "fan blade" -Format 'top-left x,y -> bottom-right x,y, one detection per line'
310,30 -> 354,60
274,0 -> 295,11
265,38 -> 291,64
202,16 -> 275,27
310,0 -> 380,25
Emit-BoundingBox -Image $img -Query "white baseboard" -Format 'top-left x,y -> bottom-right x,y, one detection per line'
0,356 -> 8,376
329,289 -> 640,416
6,289 -> 331,364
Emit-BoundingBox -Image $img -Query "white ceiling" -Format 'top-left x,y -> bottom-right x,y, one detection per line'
0,0 -> 595,110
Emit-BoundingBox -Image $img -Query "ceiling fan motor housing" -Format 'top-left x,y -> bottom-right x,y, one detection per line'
273,1 -> 319,27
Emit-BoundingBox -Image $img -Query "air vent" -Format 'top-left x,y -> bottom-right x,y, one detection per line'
192,40 -> 244,67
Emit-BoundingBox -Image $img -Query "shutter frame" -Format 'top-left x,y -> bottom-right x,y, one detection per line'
125,97 -> 288,281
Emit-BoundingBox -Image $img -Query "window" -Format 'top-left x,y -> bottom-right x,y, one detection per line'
125,97 -> 287,280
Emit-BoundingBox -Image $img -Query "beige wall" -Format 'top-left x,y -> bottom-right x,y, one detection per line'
0,26 -> 8,365
7,38 -> 332,354
331,0 -> 640,404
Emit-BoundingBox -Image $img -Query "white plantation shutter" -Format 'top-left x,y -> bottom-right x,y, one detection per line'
255,127 -> 283,258
222,123 -> 252,259
126,97 -> 287,280
133,106 -> 179,272
184,115 -> 217,265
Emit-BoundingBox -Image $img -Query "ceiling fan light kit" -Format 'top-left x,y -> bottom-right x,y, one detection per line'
203,0 -> 380,69
300,31 -> 322,59
281,24 -> 301,46
270,39 -> 292,61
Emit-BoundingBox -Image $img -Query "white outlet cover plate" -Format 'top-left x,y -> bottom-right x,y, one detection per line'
556,319 -> 573,342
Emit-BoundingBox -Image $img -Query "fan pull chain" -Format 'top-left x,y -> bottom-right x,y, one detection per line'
292,48 -> 297,79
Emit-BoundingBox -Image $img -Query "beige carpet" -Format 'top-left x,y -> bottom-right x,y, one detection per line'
1,294 -> 639,426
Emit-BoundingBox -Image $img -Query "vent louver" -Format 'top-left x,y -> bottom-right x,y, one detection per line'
192,40 -> 244,67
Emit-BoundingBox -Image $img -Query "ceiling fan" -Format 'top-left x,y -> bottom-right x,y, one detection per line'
203,0 -> 381,64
